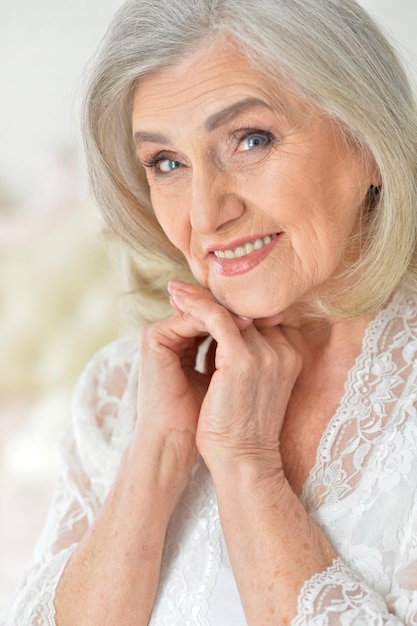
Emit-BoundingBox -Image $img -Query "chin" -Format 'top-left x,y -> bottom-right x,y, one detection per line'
219,295 -> 285,322
205,275 -> 296,320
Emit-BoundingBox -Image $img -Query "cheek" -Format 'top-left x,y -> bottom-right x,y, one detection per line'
154,207 -> 193,262
150,185 -> 192,247
151,194 -> 180,244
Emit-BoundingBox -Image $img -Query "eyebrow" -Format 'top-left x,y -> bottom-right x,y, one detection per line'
133,97 -> 273,147
204,97 -> 273,131
134,130 -> 171,146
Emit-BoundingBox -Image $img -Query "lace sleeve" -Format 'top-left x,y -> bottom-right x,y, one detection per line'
293,558 -> 401,625
293,470 -> 417,621
293,517 -> 417,626
1,337 -> 138,626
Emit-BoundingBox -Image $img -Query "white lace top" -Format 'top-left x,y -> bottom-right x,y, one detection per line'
3,289 -> 417,625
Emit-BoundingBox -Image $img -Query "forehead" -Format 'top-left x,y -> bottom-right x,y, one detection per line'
132,41 -> 292,127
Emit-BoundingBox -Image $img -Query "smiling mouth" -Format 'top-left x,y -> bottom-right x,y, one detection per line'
213,234 -> 278,259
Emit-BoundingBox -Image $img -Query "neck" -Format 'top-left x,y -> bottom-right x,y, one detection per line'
280,308 -> 376,377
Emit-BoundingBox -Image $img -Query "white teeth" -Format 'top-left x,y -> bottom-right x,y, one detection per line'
213,234 -> 277,260
234,246 -> 246,257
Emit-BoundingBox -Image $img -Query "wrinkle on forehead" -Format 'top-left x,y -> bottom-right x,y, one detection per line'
131,39 -> 304,133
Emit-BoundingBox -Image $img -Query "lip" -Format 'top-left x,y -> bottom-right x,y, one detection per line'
209,232 -> 282,276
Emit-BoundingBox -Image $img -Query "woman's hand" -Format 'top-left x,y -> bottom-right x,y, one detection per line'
167,280 -> 302,476
130,300 -> 210,513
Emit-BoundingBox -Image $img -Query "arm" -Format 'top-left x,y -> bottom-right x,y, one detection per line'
4,329 -> 201,626
213,467 -> 336,623
53,319 -> 207,625
292,482 -> 417,624
54,440 -> 192,625
213,463 -> 417,625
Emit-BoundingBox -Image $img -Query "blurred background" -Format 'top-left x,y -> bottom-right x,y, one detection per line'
0,0 -> 416,614
0,0 -> 125,610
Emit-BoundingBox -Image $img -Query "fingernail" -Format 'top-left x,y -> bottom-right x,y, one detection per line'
168,285 -> 188,299
167,280 -> 194,294
169,292 -> 186,313
237,315 -> 251,321
170,287 -> 191,306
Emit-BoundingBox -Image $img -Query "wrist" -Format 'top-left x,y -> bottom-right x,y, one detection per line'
208,450 -> 288,504
121,429 -> 198,521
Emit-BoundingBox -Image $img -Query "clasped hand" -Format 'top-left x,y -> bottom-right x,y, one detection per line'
138,281 -> 301,467
134,280 -> 301,489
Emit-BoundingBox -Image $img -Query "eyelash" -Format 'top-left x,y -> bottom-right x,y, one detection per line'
141,128 -> 276,174
141,155 -> 182,172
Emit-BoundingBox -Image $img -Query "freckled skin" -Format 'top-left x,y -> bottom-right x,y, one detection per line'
133,41 -> 374,322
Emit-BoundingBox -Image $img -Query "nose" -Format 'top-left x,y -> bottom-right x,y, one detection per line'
189,163 -> 245,236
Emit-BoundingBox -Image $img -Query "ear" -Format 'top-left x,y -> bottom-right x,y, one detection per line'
367,184 -> 381,209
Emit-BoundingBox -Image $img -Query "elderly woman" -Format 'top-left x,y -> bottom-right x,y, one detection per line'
4,0 -> 417,624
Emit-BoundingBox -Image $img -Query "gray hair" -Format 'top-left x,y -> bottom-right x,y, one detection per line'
83,0 -> 417,321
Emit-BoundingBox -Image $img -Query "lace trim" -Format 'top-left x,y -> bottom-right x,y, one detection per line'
4,548 -> 75,626
301,291 -> 417,514
72,335 -> 138,503
293,557 -> 397,625
294,291 -> 417,625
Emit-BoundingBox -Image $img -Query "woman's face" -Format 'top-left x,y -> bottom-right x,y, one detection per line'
132,41 -> 374,321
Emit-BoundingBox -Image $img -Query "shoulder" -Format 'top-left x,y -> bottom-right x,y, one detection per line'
76,334 -> 139,383
378,289 -> 417,348
72,335 -> 138,417
389,290 -> 417,352
69,336 -> 139,484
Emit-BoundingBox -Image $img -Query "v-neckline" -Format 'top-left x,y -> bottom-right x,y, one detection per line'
299,291 -> 401,512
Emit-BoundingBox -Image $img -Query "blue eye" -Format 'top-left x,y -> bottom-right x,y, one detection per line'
239,132 -> 272,151
158,159 -> 183,172
141,155 -> 184,175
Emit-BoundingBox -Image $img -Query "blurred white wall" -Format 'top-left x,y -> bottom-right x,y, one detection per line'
362,0 -> 417,78
0,0 -> 124,202
0,0 -> 415,614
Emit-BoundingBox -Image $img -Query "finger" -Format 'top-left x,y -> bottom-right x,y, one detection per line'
167,286 -> 254,361
140,309 -> 210,363
256,326 -> 303,377
168,281 -> 254,332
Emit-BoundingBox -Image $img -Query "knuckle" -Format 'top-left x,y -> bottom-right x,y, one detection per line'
137,321 -> 165,352
279,342 -> 299,367
238,346 -> 265,379
137,323 -> 154,347
282,344 -> 302,377
206,305 -> 230,328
